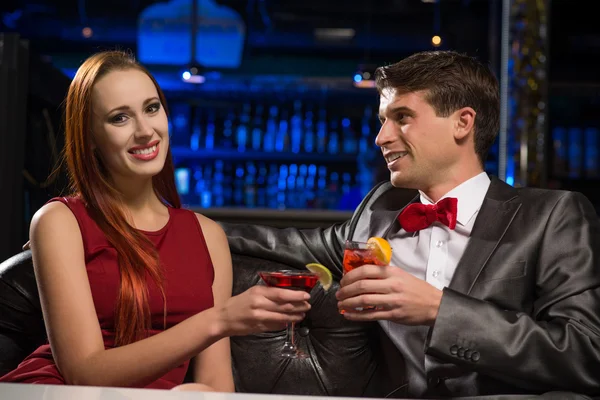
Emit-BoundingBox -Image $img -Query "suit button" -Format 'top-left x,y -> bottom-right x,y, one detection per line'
450,345 -> 458,355
465,350 -> 472,359
298,327 -> 310,337
471,351 -> 480,362
457,347 -> 465,358
427,376 -> 441,386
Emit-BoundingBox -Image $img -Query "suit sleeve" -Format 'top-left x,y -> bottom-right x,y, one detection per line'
220,182 -> 392,279
425,191 -> 600,393
220,221 -> 348,278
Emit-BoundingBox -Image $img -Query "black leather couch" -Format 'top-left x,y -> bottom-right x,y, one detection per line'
0,247 -> 595,400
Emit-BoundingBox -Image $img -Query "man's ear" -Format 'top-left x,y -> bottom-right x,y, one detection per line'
453,107 -> 476,141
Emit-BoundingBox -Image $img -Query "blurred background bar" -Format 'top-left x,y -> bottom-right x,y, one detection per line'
0,0 -> 599,260
0,33 -> 29,264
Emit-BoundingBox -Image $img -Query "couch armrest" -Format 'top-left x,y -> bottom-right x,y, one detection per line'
0,251 -> 46,376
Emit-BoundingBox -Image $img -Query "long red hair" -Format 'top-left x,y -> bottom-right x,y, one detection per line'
64,51 -> 181,346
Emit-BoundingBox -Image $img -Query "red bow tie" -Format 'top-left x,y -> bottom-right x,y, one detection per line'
398,197 -> 458,232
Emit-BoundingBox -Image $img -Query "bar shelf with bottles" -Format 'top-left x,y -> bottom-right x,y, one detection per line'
551,125 -> 600,178
549,124 -> 600,210
167,93 -> 380,214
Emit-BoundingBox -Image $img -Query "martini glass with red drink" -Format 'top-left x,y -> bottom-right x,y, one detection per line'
258,270 -> 318,359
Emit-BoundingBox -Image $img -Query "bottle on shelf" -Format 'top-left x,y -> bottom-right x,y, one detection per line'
584,127 -> 599,179
567,127 -> 583,179
551,126 -> 568,178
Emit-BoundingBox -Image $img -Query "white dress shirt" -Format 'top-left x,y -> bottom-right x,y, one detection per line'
379,171 -> 491,395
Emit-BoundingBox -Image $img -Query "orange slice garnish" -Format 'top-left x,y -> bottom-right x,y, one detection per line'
367,237 -> 392,265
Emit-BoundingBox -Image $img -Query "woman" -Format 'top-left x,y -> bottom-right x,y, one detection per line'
0,51 -> 310,391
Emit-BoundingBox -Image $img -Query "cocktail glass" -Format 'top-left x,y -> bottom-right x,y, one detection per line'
258,270 -> 318,359
341,240 -> 390,313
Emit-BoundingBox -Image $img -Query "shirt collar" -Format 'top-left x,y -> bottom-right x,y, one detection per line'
419,172 -> 491,226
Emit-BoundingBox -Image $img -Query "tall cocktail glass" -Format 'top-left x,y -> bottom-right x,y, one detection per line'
341,240 -> 390,312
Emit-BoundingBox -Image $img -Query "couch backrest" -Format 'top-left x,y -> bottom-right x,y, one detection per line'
0,251 -> 406,397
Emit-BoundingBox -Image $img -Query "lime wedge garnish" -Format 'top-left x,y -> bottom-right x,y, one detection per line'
306,263 -> 333,291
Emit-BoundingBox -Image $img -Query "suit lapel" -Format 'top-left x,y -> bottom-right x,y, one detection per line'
448,177 -> 521,294
368,193 -> 419,240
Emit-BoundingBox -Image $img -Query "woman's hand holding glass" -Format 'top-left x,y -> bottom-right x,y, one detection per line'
216,284 -> 311,337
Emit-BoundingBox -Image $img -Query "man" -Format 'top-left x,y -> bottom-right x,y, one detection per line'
223,50 -> 600,397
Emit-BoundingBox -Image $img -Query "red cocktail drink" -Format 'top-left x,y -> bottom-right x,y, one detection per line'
343,247 -> 387,274
259,271 -> 318,292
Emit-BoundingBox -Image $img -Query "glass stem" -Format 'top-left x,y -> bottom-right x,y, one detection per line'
289,321 -> 296,347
